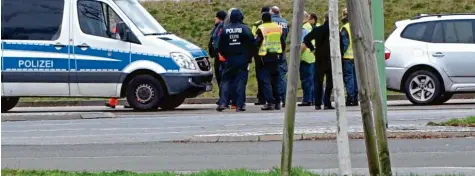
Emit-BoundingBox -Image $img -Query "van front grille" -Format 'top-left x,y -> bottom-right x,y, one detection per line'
195,57 -> 211,71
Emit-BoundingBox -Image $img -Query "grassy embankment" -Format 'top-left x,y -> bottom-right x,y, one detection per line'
22,0 -> 475,101
428,116 -> 475,127
1,168 -> 468,176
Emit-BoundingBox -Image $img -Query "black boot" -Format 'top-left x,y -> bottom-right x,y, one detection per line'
236,106 -> 246,112
261,104 -> 275,111
275,104 -> 281,110
315,105 -> 322,110
298,102 -> 313,106
216,105 -> 227,112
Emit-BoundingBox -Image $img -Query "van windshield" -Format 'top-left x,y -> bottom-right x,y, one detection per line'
113,0 -> 168,35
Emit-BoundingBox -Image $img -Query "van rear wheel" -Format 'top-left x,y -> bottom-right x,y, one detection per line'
2,97 -> 20,112
160,95 -> 185,110
126,75 -> 164,111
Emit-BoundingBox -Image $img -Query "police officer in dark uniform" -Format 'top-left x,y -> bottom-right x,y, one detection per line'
251,6 -> 270,105
216,8 -> 254,112
255,12 -> 285,110
270,6 -> 289,107
209,10 -> 227,104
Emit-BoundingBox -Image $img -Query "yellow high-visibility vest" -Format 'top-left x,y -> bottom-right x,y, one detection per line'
258,23 -> 283,56
340,23 -> 354,59
301,22 -> 320,63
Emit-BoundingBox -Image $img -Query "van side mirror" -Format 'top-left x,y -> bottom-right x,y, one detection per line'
116,22 -> 129,41
116,22 -> 141,44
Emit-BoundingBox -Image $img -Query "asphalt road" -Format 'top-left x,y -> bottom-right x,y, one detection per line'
3,106 -> 475,145
2,139 -> 475,174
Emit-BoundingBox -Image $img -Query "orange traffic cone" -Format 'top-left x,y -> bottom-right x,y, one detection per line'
105,98 -> 119,108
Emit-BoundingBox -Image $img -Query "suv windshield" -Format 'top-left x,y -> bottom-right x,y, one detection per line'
113,0 -> 167,35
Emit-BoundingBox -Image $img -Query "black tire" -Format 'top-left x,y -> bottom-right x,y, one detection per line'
2,97 -> 20,112
126,75 -> 165,111
404,70 -> 442,105
160,95 -> 185,110
433,93 -> 454,105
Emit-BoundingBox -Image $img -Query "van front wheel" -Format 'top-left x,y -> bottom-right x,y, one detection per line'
2,97 -> 20,112
126,75 -> 164,111
160,95 -> 185,110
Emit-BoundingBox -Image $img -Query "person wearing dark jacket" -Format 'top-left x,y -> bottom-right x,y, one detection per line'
251,6 -> 270,105
255,12 -> 286,111
209,10 -> 227,103
216,8 -> 254,112
303,14 -> 335,110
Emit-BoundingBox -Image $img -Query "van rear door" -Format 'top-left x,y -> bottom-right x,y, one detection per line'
71,0 -> 132,97
1,0 -> 71,96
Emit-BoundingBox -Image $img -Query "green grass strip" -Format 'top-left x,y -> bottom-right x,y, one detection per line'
1,168 -> 467,176
427,116 -> 475,127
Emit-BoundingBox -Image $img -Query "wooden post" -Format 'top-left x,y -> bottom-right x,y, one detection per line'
346,1 -> 392,175
328,0 -> 352,175
280,0 -> 305,175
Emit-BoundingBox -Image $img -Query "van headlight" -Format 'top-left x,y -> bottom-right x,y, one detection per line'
170,52 -> 196,70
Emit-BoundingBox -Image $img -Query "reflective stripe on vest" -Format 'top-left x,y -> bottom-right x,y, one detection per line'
258,23 -> 283,56
340,23 -> 354,59
301,22 -> 315,63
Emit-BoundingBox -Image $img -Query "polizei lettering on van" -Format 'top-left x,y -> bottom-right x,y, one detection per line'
18,60 -> 54,68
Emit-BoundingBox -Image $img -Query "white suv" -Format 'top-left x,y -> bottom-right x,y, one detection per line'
385,13 -> 475,105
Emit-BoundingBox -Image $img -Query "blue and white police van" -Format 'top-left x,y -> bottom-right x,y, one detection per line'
1,0 -> 213,112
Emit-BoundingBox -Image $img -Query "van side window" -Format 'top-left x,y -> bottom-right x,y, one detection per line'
77,0 -> 126,40
1,0 -> 64,40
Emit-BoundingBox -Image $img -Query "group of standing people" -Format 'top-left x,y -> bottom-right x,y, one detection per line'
209,6 -> 359,112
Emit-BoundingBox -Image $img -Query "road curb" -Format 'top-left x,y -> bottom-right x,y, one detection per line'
1,112 -> 116,122
184,131 -> 475,143
16,94 -> 475,107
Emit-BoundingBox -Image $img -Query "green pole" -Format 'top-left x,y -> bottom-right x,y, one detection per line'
371,0 -> 388,127
371,0 -> 393,175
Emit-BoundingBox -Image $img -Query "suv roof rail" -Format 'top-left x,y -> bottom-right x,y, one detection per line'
411,13 -> 475,20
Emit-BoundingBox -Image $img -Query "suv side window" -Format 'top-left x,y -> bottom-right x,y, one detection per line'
401,22 -> 432,42
443,20 -> 474,44
431,22 -> 444,43
1,0 -> 64,40
77,0 -> 126,40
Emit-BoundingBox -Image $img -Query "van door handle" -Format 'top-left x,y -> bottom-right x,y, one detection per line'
53,43 -> 66,48
76,43 -> 90,49
432,52 -> 445,57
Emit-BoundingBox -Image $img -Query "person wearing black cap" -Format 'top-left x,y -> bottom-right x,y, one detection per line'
216,8 -> 254,112
209,10 -> 227,104
255,12 -> 285,111
251,6 -> 270,106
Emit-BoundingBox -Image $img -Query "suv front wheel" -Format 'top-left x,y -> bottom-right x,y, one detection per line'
404,70 -> 443,105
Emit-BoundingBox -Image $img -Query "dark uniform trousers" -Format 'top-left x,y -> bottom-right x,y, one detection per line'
255,55 -> 265,103
314,64 -> 333,107
260,54 -> 281,105
219,55 -> 249,108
